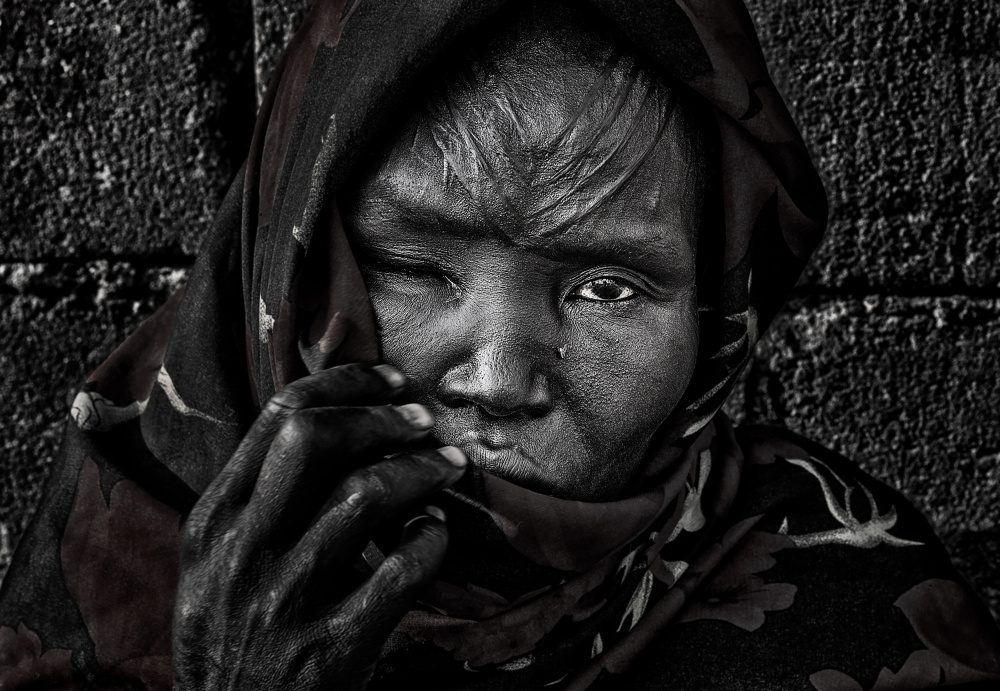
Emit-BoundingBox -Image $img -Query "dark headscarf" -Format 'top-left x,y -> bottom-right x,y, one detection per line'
141,0 -> 827,485
3,1 -> 999,690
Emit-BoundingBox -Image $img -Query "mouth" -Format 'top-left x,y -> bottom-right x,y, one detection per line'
454,429 -> 549,488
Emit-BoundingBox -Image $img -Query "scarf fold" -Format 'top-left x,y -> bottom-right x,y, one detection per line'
374,416 -> 746,688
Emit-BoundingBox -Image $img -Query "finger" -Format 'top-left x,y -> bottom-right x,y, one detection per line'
257,363 -> 408,436
201,364 -> 407,513
287,448 -> 466,585
186,364 -> 407,550
323,506 -> 449,655
247,404 -> 441,542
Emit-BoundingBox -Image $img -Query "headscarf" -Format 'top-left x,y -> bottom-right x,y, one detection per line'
140,0 -> 827,485
140,0 -> 825,680
3,1 -> 999,690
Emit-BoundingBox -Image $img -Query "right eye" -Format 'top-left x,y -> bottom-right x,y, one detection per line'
364,259 -> 461,299
568,277 -> 639,303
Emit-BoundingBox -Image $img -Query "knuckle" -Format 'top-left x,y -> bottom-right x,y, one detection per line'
337,475 -> 372,512
263,386 -> 308,416
328,362 -> 368,387
379,551 -> 420,586
274,410 -> 316,449
183,506 -> 211,545
181,497 -> 231,551
410,519 -> 449,558
181,523 -> 209,559
266,364 -> 367,412
366,405 -> 410,437
344,467 -> 393,508
322,611 -> 363,659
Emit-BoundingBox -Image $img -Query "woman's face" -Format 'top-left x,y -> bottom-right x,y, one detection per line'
346,71 -> 704,502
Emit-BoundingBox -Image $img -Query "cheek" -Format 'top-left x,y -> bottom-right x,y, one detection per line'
366,286 -> 451,396
563,297 -> 699,445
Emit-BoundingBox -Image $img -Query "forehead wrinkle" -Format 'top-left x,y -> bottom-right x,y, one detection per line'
428,130 -> 517,242
527,84 -> 668,232
351,186 -> 485,242
529,118 -> 698,244
429,92 -> 536,240
525,223 -> 690,265
550,54 -> 622,152
544,61 -> 640,188
491,86 -> 531,153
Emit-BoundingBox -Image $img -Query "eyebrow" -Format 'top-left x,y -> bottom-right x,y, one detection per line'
348,181 -> 497,242
527,229 -> 690,270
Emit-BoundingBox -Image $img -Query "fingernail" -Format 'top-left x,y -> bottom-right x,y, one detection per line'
402,506 -> 446,531
397,403 -> 434,430
437,445 -> 467,468
403,514 -> 428,530
372,364 -> 406,389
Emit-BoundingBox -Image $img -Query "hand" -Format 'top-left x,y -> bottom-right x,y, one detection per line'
172,364 -> 467,690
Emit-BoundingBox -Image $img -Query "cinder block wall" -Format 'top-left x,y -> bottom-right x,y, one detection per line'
741,0 -> 1000,617
2,0 -> 997,617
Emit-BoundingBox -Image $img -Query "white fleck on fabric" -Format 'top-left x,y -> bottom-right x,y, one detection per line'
618,570 -> 655,632
497,655 -> 534,672
662,559 -> 690,583
258,295 -> 275,343
667,449 -> 712,541
590,633 -> 604,658
70,390 -> 147,432
156,366 -> 224,424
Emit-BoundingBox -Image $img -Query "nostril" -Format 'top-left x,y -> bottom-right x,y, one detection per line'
440,389 -> 551,419
438,352 -> 554,418
477,402 -> 526,419
442,395 -> 524,419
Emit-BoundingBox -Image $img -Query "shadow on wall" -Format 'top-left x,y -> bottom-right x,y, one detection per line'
1,0 -> 997,619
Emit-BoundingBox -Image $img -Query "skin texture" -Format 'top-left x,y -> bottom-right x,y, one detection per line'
172,9 -> 707,687
173,365 -> 467,690
346,30 -> 706,501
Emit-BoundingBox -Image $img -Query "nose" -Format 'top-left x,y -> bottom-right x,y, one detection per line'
438,335 -> 553,418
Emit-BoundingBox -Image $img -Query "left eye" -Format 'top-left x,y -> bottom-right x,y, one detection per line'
569,277 -> 638,302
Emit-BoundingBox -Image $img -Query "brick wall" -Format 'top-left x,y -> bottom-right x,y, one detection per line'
2,0 -> 996,616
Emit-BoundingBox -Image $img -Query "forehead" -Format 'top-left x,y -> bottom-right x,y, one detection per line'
350,112 -> 703,259
347,17 -> 707,258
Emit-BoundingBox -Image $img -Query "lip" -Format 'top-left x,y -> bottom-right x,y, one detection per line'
456,430 -> 548,487
462,444 -> 525,475
460,424 -> 518,450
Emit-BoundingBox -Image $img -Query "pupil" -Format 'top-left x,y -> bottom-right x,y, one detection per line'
591,279 -> 622,300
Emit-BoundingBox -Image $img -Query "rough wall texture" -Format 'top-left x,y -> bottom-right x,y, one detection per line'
2,0 -> 997,620
743,0 -> 1000,618
1,0 -> 255,258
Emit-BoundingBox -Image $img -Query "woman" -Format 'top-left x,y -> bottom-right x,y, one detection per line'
1,0 -> 998,689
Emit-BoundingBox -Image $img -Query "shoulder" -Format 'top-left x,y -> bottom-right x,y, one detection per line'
728,424 -> 979,628
733,423 -> 943,549
624,424 -> 1000,691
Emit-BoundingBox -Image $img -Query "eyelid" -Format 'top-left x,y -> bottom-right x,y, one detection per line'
363,254 -> 463,297
364,251 -> 446,277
